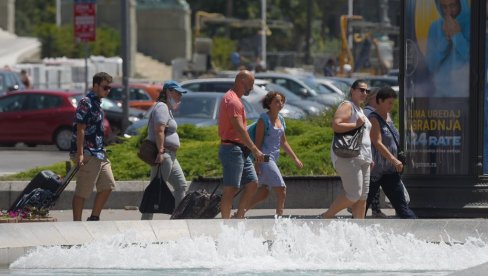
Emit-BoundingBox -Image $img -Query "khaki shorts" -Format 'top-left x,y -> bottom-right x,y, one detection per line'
74,155 -> 116,199
334,157 -> 370,201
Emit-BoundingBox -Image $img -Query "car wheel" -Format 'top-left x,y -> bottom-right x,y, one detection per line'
54,128 -> 72,151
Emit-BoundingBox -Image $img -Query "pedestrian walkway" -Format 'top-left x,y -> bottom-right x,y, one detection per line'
48,208 -> 398,222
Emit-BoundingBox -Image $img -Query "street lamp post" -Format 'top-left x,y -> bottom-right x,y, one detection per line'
261,0 -> 267,68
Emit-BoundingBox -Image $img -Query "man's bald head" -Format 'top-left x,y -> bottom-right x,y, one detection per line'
235,70 -> 254,83
233,70 -> 255,97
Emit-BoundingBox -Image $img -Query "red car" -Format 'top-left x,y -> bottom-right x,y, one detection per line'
0,90 -> 111,151
107,83 -> 162,111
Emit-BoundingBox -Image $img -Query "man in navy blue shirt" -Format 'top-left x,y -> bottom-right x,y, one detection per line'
70,72 -> 116,221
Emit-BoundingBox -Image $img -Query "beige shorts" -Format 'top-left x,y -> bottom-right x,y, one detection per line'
74,155 -> 116,199
334,157 -> 370,201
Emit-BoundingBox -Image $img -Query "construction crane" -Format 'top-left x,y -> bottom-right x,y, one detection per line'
338,15 -> 399,76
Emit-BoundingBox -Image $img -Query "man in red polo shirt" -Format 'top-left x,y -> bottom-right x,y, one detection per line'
218,70 -> 265,219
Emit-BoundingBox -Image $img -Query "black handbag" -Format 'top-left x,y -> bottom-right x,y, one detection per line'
332,125 -> 365,158
139,164 -> 175,214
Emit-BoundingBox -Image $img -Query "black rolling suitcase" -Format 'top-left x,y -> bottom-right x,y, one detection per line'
170,183 -> 242,219
8,166 -> 79,212
170,188 -> 222,219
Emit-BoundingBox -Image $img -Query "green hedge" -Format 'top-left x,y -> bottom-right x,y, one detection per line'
1,111 -> 338,181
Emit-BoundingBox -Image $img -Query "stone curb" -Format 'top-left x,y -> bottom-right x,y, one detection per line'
0,177 -> 351,210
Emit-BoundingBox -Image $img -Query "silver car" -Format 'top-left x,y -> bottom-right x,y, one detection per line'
124,92 -> 260,137
180,78 -> 306,119
255,72 -> 340,108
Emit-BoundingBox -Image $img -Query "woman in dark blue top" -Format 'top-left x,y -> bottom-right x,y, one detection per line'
366,86 -> 416,218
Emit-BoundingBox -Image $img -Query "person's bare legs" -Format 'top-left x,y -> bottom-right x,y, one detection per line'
274,187 -> 286,216
235,181 -> 258,218
90,189 -> 112,217
221,187 -> 238,219
246,186 -> 269,211
351,199 -> 366,219
72,195 -> 85,221
322,195 -> 355,218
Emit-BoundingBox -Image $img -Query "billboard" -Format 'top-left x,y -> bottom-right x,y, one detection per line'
404,0 -> 470,175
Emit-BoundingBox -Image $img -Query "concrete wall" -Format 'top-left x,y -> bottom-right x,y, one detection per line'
0,176 -> 347,211
136,5 -> 191,64
0,0 -> 15,33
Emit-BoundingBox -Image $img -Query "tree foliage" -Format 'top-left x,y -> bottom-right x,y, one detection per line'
34,24 -> 120,59
15,0 -> 56,36
15,0 -> 120,59
187,0 -> 344,57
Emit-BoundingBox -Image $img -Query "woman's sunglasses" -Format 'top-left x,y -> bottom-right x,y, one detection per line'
357,88 -> 370,93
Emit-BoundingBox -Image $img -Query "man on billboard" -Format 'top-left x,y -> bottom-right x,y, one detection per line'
425,0 -> 470,97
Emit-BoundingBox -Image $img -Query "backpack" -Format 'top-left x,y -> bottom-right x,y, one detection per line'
247,113 -> 286,143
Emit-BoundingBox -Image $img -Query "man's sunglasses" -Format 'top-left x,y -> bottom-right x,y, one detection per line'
102,85 -> 111,91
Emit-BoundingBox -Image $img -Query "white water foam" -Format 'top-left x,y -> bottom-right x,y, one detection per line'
9,219 -> 488,274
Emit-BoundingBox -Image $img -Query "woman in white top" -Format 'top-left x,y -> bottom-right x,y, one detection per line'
322,80 -> 372,219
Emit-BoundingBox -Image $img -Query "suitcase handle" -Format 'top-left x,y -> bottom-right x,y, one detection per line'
54,165 -> 80,197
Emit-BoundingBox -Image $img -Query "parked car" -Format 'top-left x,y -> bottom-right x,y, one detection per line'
297,76 -> 344,104
386,69 -> 399,77
362,76 -> 399,93
100,98 -> 146,135
0,70 -> 25,96
106,84 -> 157,111
254,72 -> 340,107
323,77 -> 354,95
180,78 -> 306,119
259,82 -> 328,116
326,76 -> 399,94
0,90 -> 110,150
125,92 -> 260,137
362,76 -> 398,88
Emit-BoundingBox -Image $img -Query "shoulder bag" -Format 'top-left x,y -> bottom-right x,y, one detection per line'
138,103 -> 170,165
138,139 -> 158,165
370,112 -> 406,165
332,125 -> 365,158
139,164 -> 175,214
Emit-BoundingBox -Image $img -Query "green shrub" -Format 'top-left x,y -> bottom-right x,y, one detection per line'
0,110 -> 342,181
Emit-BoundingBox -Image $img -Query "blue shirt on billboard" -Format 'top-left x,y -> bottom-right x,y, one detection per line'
70,91 -> 106,160
425,0 -> 470,97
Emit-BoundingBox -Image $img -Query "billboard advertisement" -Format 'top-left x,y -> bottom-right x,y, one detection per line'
404,0 -> 470,175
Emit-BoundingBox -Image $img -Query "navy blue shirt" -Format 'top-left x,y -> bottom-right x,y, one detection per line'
70,91 -> 106,160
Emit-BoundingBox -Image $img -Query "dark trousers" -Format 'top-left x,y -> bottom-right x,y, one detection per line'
366,173 -> 416,219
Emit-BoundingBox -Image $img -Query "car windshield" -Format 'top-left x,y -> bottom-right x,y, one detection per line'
173,97 -> 216,119
108,87 -> 152,101
100,98 -> 120,111
69,95 -> 84,108
299,77 -> 333,95
329,80 -> 350,94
